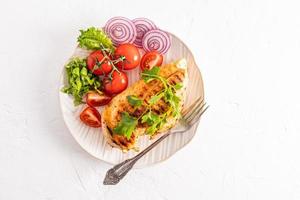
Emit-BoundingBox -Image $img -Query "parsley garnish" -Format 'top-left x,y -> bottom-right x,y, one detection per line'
174,82 -> 183,90
141,66 -> 161,83
142,111 -> 167,135
113,112 -> 138,140
113,66 -> 184,138
141,66 -> 182,118
127,95 -> 142,107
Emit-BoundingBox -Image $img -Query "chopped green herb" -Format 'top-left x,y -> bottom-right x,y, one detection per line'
127,95 -> 142,107
114,66 -> 184,138
141,66 -> 182,118
148,92 -> 164,105
143,112 -> 167,135
141,66 -> 160,82
141,111 -> 159,125
61,58 -> 101,106
113,112 -> 138,140
77,27 -> 114,51
174,82 -> 183,90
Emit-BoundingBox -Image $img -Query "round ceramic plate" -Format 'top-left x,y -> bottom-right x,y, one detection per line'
59,32 -> 204,168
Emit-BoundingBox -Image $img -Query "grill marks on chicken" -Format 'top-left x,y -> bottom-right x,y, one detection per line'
115,69 -> 184,125
112,130 -> 136,150
102,60 -> 187,151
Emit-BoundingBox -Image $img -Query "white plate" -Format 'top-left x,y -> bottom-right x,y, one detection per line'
59,33 -> 204,168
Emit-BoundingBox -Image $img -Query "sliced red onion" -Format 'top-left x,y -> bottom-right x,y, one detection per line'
142,29 -> 171,54
104,17 -> 137,45
132,18 -> 157,48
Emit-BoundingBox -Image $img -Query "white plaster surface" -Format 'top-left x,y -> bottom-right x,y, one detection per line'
0,0 -> 300,199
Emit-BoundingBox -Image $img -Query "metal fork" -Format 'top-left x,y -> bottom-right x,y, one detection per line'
103,96 -> 209,185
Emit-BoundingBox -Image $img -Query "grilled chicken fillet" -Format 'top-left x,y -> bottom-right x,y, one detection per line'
102,59 -> 188,151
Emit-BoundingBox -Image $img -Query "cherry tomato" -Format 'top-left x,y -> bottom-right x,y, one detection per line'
80,106 -> 101,128
103,70 -> 128,95
140,51 -> 163,71
87,50 -> 112,75
114,44 -> 140,70
86,91 -> 112,107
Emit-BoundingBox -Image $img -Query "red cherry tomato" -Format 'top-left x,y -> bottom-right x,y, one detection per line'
86,91 -> 112,107
87,50 -> 112,75
114,44 -> 140,70
103,70 -> 128,95
80,106 -> 101,128
140,51 -> 163,71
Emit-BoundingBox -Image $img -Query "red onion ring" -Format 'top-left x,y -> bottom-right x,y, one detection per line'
104,17 -> 137,45
132,18 -> 157,48
142,29 -> 171,54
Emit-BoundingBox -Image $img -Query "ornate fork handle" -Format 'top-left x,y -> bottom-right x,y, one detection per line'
103,132 -> 171,185
103,97 -> 208,185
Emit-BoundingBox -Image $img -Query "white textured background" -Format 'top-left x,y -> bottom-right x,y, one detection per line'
1,0 -> 300,199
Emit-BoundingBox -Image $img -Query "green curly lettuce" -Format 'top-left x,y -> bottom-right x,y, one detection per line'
61,58 -> 101,106
77,27 -> 114,51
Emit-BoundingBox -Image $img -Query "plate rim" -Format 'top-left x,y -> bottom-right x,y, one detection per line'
58,32 -> 205,168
